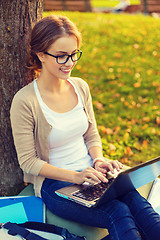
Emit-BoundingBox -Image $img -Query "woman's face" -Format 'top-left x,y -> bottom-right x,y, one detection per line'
40,34 -> 79,81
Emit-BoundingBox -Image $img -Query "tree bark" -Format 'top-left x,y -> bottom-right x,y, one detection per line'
0,0 -> 43,196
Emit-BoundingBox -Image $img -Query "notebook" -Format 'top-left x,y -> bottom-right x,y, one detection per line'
0,195 -> 45,223
0,202 -> 28,224
55,156 -> 160,208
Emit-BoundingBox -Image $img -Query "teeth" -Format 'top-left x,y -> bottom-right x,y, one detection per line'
61,69 -> 71,72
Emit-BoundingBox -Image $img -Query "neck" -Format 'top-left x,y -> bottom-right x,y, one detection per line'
37,71 -> 66,93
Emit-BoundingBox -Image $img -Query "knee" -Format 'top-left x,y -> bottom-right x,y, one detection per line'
121,190 -> 150,211
121,190 -> 144,204
108,200 -> 132,219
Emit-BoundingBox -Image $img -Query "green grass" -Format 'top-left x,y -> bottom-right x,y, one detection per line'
43,11 -> 160,167
91,0 -> 140,8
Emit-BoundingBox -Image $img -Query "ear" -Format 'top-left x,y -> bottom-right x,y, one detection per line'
36,52 -> 45,63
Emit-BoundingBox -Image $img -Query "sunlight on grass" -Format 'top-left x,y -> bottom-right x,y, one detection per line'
91,0 -> 140,8
43,11 -> 160,166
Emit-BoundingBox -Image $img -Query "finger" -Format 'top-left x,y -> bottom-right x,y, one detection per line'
105,160 -> 123,171
86,170 -> 108,183
112,160 -> 123,170
118,161 -> 124,169
103,162 -> 115,174
112,161 -> 121,171
95,172 -> 108,182
94,171 -> 108,183
85,167 -> 108,182
96,166 -> 107,174
97,162 -> 112,171
86,172 -> 102,184
84,177 -> 99,185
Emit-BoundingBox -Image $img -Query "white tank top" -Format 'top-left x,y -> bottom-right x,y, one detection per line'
34,79 -> 92,171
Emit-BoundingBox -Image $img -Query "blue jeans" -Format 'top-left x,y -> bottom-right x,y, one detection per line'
41,178 -> 160,240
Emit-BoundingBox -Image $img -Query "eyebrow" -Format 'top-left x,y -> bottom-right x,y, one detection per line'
55,49 -> 78,54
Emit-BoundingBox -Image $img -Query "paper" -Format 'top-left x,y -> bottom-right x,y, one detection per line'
0,202 -> 28,223
0,195 -> 44,223
148,178 -> 160,214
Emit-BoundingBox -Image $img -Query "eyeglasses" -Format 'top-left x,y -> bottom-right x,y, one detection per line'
44,50 -> 82,64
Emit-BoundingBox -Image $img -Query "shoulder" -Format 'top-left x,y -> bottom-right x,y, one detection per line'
69,77 -> 90,95
11,81 -> 36,105
69,76 -> 89,87
10,81 -> 36,112
12,82 -> 34,101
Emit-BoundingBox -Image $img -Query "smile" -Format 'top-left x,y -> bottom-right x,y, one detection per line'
60,68 -> 72,73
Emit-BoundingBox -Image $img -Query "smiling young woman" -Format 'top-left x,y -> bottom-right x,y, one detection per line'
27,15 -> 82,72
10,15 -> 160,240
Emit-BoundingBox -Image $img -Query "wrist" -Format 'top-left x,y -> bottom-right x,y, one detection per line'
72,171 -> 80,184
93,157 -> 104,168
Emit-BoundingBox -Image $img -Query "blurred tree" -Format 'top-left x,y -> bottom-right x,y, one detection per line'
0,0 -> 43,196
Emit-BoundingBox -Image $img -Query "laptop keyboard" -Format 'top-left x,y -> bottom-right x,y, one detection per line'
72,178 -> 114,201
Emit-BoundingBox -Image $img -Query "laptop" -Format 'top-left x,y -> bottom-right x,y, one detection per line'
55,156 -> 160,208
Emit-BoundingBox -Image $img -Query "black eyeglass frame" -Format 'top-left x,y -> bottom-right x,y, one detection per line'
44,50 -> 82,64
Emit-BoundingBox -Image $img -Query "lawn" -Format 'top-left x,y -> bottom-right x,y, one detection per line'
91,0 -> 140,8
43,11 -> 160,167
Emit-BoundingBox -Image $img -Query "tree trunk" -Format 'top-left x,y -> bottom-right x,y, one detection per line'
0,0 -> 43,196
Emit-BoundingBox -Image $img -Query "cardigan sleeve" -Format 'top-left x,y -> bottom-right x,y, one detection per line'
10,91 -> 46,176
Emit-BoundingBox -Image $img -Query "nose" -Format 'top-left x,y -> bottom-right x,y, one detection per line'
65,56 -> 74,66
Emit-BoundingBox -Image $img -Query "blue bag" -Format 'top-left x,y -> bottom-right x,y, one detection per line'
0,222 -> 86,240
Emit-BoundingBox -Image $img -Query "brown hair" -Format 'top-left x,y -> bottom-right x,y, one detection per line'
27,15 -> 81,72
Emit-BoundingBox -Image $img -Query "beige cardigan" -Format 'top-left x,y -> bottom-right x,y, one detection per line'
10,77 -> 102,197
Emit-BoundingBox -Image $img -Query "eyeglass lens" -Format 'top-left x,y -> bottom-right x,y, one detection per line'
57,51 -> 81,64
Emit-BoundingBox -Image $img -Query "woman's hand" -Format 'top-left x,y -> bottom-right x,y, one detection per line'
73,159 -> 123,185
94,159 -> 123,174
74,167 -> 108,185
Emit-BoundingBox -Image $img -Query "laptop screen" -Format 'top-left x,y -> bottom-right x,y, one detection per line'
124,157 -> 160,189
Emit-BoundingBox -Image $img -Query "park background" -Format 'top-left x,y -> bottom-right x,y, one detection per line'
91,0 -> 140,7
0,0 -> 160,196
43,2 -> 160,167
